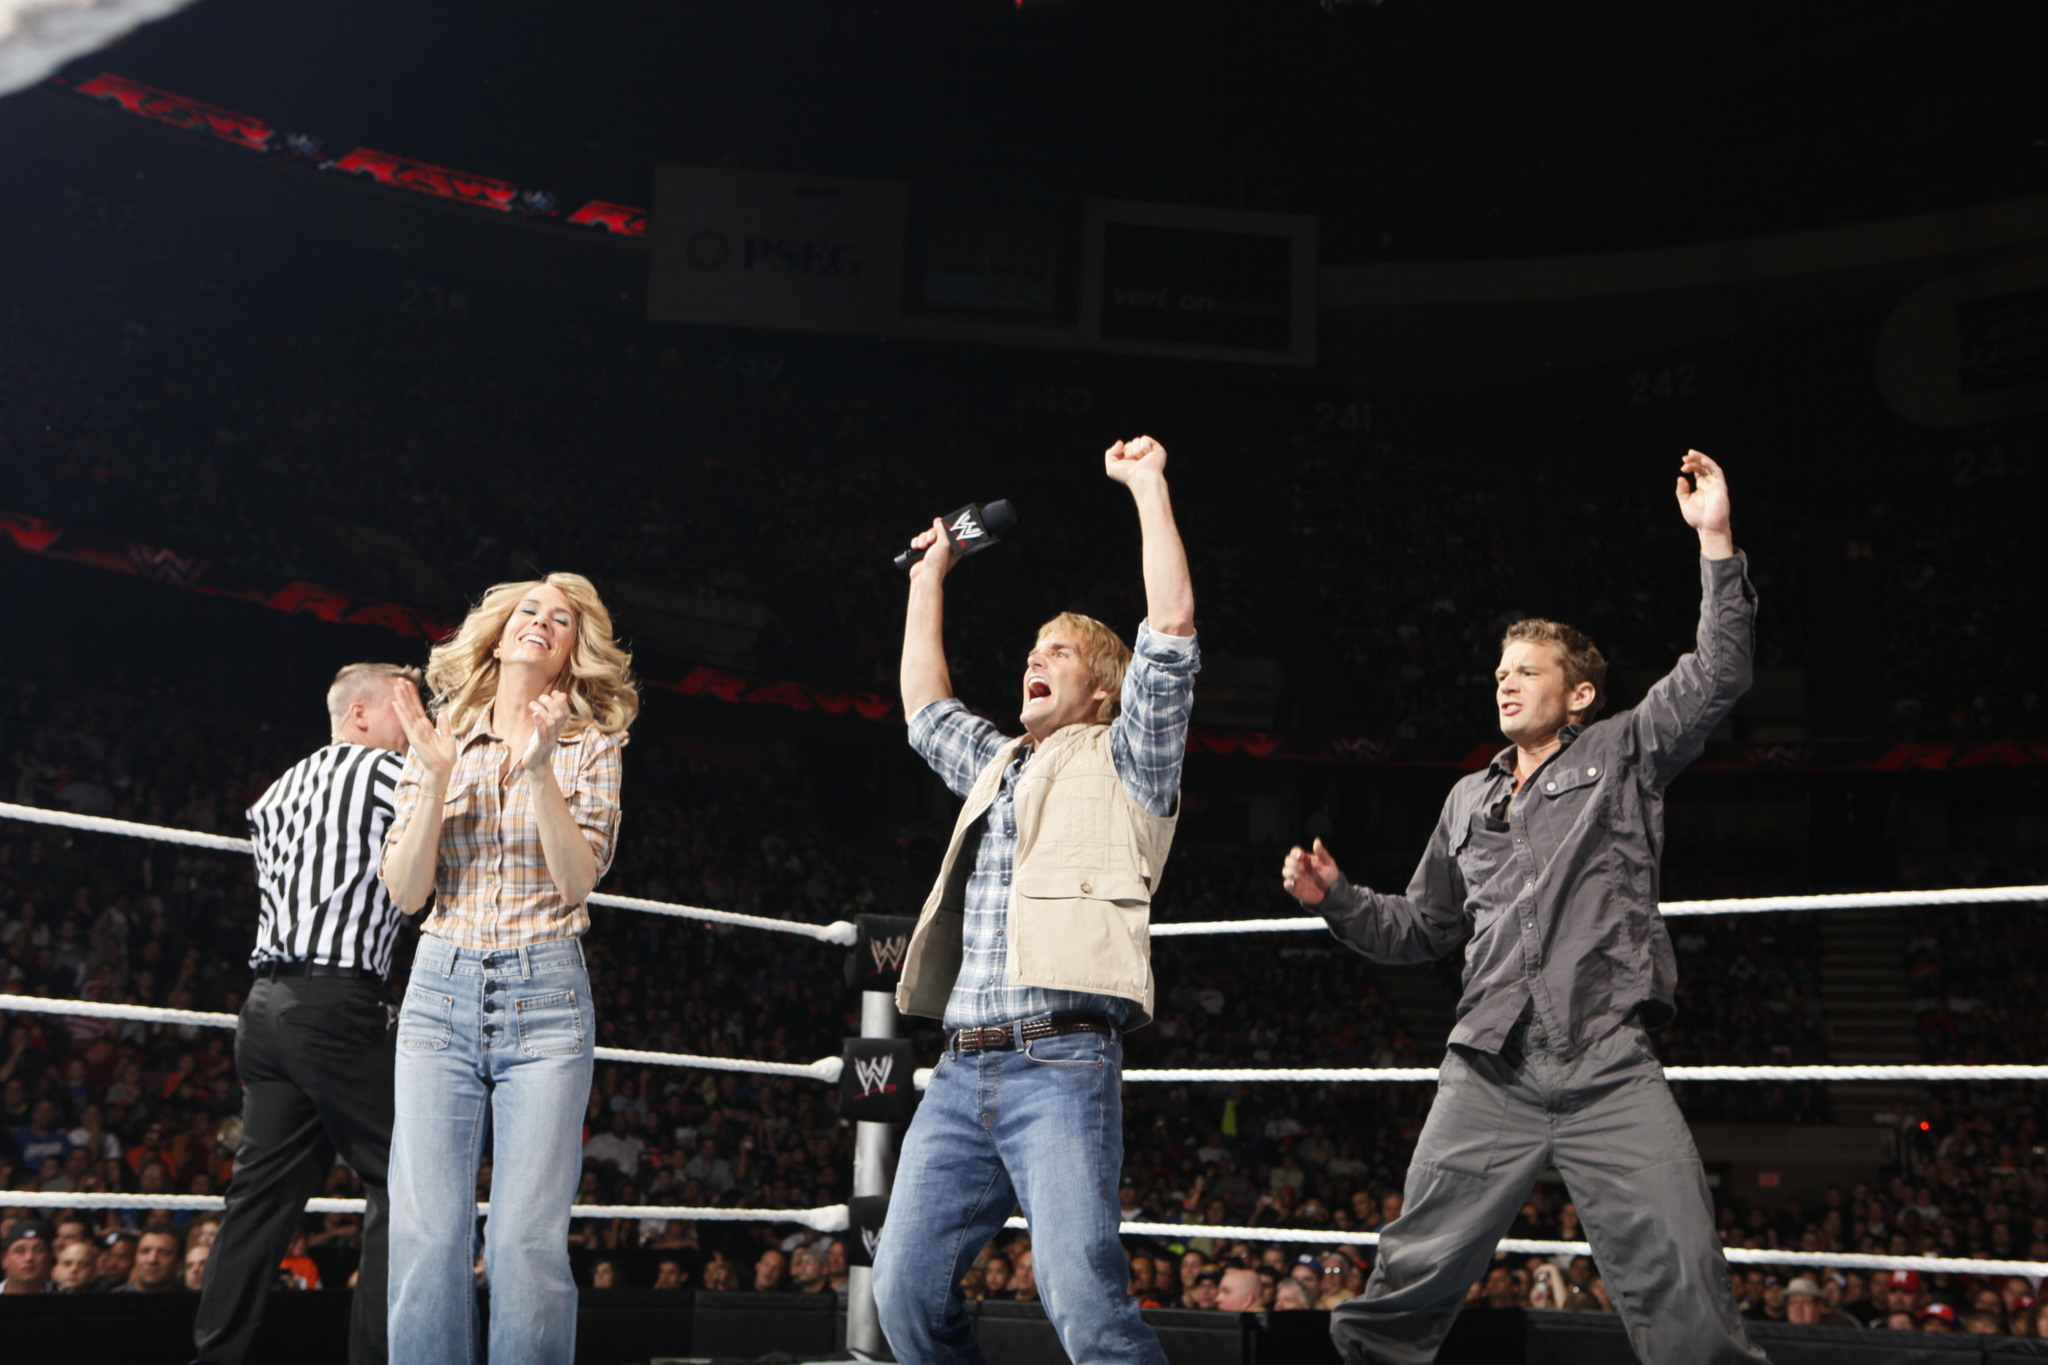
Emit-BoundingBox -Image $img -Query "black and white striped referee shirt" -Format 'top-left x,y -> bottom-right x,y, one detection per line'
246,743 -> 407,978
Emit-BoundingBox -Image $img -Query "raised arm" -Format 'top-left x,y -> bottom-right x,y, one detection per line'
1629,450 -> 1755,785
899,516 -> 957,721
1105,436 -> 1194,637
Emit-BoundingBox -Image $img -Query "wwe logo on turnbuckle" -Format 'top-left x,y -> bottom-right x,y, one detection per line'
947,509 -> 986,543
869,934 -> 907,973
861,1228 -> 882,1259
854,1053 -> 897,1098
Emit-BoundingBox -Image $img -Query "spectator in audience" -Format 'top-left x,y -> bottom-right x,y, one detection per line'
1217,1267 -> 1263,1313
277,1230 -> 321,1291
1010,1247 -> 1039,1305
1747,1275 -> 1789,1323
120,1228 -> 183,1293
1527,1263 -> 1568,1310
1783,1276 -> 1851,1327
978,1253 -> 1013,1301
12,1098 -> 72,1170
824,1240 -> 850,1293
789,1244 -> 830,1295
183,1242 -> 210,1292
2,1218 -> 55,1293
753,1247 -> 788,1292
52,1238 -> 97,1292
682,1137 -> 736,1196
653,1258 -> 687,1290
1835,1271 -> 1878,1326
95,1229 -> 138,1290
584,1111 -> 646,1184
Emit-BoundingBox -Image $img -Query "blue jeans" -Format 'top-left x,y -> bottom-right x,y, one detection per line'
388,937 -> 594,1365
872,1025 -> 1165,1365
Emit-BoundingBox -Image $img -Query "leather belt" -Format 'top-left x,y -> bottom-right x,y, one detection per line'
948,1013 -> 1117,1054
255,961 -> 382,983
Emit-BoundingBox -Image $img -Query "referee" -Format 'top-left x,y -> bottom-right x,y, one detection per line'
193,663 -> 420,1365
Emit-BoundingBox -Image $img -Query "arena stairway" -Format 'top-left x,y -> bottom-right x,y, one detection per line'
1819,905 -> 1925,1129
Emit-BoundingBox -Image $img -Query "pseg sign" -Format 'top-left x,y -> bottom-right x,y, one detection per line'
648,167 -> 904,329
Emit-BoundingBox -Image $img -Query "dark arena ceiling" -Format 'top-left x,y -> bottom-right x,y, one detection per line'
56,0 -> 2048,262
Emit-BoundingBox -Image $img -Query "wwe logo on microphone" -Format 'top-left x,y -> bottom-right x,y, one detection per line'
854,1053 -> 898,1099
947,509 -> 988,543
869,934 -> 908,973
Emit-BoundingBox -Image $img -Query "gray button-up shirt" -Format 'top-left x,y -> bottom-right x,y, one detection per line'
1321,553 -> 1756,1059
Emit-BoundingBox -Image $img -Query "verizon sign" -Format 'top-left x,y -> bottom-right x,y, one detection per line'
648,167 -> 904,330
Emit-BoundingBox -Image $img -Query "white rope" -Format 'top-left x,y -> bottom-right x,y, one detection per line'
569,1203 -> 849,1231
1664,1064 -> 2048,1083
593,1045 -> 843,1084
1014,1219 -> 2048,1279
19,1192 -> 2034,1278
586,891 -> 857,945
8,800 -> 2041,942
0,801 -> 859,944
1662,886 -> 2048,914
0,801 -> 253,853
0,1190 -> 848,1229
0,996 -> 846,1082
0,992 -> 239,1029
1153,916 -> 1341,938
1123,1067 -> 1439,1084
1154,884 -> 2048,937
1123,1064 -> 2048,1084
919,1061 -> 2048,1088
12,995 -> 2044,1087
7,803 -> 2042,1086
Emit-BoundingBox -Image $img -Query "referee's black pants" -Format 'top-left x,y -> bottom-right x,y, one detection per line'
195,974 -> 395,1365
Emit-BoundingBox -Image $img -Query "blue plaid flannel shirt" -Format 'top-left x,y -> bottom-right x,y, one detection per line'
907,619 -> 1200,1031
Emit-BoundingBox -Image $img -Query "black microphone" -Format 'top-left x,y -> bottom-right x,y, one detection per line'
894,500 -> 1019,572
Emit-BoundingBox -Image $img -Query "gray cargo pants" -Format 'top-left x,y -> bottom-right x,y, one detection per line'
1331,1011 -> 1767,1365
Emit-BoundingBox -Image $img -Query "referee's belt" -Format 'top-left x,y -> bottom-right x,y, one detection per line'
254,960 -> 383,983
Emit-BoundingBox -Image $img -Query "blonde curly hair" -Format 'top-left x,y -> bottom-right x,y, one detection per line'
427,573 -> 638,740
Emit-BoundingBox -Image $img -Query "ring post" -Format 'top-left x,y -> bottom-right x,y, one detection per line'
846,986 -> 898,1357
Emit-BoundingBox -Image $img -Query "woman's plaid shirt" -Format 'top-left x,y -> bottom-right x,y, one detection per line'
383,717 -> 623,950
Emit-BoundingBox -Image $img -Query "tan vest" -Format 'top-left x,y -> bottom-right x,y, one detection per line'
895,721 -> 1178,1029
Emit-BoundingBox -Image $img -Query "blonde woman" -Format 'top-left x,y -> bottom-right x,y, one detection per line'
381,573 -> 636,1365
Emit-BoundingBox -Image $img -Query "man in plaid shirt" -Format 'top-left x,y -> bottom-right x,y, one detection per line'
874,436 -> 1197,1365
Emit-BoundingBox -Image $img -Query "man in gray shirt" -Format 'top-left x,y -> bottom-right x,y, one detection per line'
1284,451 -> 1767,1365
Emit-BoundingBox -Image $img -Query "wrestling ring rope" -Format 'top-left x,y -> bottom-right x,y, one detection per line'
5,800 -> 2044,1278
